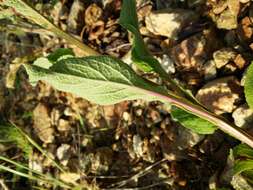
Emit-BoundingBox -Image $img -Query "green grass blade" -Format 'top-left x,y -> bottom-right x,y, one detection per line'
10,123 -> 65,173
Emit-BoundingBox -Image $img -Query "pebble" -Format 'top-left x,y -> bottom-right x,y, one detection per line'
196,76 -> 242,114
33,103 -> 54,143
232,104 -> 253,128
213,48 -> 237,69
170,29 -> 219,81
203,60 -> 217,81
57,119 -> 71,132
160,54 -> 176,74
145,9 -> 198,39
211,0 -> 240,30
56,144 -> 71,166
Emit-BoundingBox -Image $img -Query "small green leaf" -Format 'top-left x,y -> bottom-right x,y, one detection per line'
234,144 -> 253,159
234,160 -> 253,175
47,48 -> 74,62
119,0 -> 166,74
245,62 -> 253,110
24,56 -> 167,105
0,123 -> 32,158
170,107 -> 217,134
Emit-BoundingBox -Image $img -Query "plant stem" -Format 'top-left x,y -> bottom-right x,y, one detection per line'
1,0 -> 99,56
149,89 -> 253,148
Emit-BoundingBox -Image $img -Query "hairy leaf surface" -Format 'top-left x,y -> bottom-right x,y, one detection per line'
24,56 -> 167,105
245,62 -> 253,110
170,107 -> 217,134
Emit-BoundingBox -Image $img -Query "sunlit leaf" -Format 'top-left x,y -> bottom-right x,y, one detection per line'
24,56 -> 167,105
119,0 -> 167,75
170,106 -> 217,134
245,62 -> 253,110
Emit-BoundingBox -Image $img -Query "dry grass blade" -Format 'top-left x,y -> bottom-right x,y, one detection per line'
108,158 -> 168,188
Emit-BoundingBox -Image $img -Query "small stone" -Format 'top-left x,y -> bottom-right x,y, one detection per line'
59,172 -> 80,184
133,135 -> 143,157
91,147 -> 113,174
237,17 -> 253,44
67,0 -> 85,33
210,0 -> 240,30
160,54 -> 176,74
57,119 -> 70,132
29,159 -> 43,173
203,60 -> 217,80
223,62 -> 238,74
56,144 -> 71,166
234,54 -> 247,69
85,3 -> 102,26
196,76 -> 242,114
250,43 -> 253,51
135,109 -> 143,116
170,29 -> 219,71
123,112 -> 130,121
175,126 -> 204,149
213,48 -> 237,69
145,9 -> 198,39
216,9 -> 238,30
33,103 -> 54,143
232,104 -> 253,128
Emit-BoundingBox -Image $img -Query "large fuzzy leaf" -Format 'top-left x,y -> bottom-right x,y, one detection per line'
24,56 -> 167,105
245,62 -> 253,110
170,107 -> 217,134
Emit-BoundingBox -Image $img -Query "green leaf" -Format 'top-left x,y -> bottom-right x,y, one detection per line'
33,57 -> 52,69
24,56 -> 167,105
234,160 -> 253,175
47,48 -> 74,62
119,0 -> 166,74
170,107 -> 217,134
0,123 -> 32,158
234,144 -> 253,159
33,49 -> 74,69
245,62 -> 253,110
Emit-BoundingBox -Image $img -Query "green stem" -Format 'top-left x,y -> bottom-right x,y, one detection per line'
2,0 -> 99,56
149,89 -> 253,148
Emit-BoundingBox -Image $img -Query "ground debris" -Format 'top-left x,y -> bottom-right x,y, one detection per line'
33,103 -> 55,144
